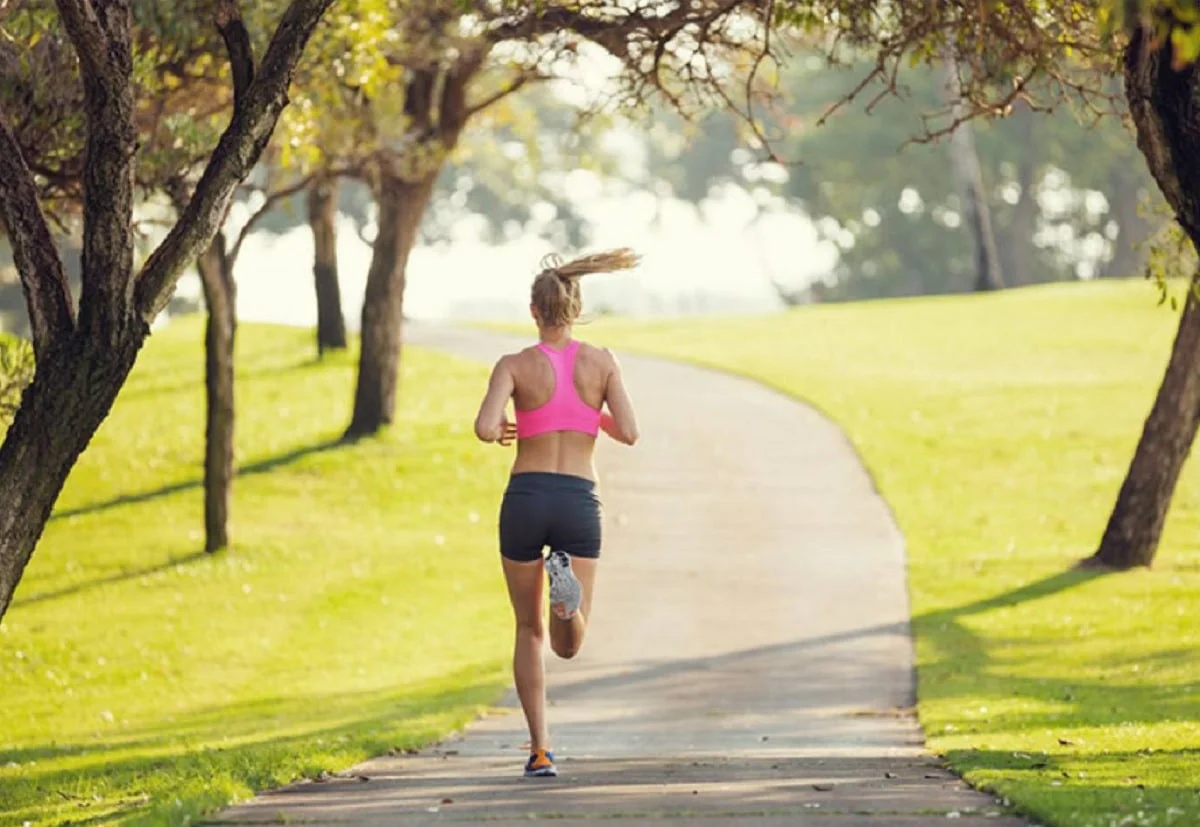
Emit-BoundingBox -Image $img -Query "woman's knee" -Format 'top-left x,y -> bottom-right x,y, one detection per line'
516,618 -> 545,641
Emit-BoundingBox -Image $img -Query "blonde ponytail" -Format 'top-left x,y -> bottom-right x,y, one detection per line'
530,248 -> 641,327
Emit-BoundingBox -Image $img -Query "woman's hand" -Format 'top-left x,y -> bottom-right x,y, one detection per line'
475,357 -> 516,443
497,419 -> 518,446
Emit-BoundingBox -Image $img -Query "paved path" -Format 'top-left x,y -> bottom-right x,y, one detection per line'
209,325 -> 1027,826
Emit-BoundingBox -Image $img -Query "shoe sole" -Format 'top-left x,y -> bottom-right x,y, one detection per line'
546,551 -> 582,619
524,766 -> 558,777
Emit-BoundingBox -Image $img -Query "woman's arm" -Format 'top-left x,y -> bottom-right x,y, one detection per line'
474,357 -> 517,444
600,349 -> 639,446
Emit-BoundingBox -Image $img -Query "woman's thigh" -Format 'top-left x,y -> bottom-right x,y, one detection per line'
501,557 -> 545,630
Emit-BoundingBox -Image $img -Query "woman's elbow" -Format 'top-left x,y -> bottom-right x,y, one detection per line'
620,425 -> 639,446
473,418 -> 494,442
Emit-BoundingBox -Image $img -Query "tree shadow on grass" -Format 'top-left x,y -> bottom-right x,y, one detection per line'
11,549 -> 211,609
940,747 -> 1200,827
0,664 -> 506,827
12,438 -> 347,609
909,565 -> 1199,745
117,353 -> 338,404
48,437 -> 344,524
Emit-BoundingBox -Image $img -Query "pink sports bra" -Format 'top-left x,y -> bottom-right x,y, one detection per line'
514,341 -> 602,439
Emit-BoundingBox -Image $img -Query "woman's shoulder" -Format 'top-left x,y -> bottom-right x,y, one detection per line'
575,340 -> 619,368
496,344 -> 541,369
576,338 -> 614,355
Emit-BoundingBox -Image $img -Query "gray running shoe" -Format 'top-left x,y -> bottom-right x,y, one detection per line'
546,550 -> 582,620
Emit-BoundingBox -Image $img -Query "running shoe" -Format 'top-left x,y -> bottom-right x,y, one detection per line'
524,749 -> 558,777
546,550 -> 582,620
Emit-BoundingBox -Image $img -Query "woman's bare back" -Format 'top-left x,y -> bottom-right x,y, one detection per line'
509,342 -> 612,480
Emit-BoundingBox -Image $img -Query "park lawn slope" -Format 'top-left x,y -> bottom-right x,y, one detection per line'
0,319 -> 513,827
582,279 -> 1200,827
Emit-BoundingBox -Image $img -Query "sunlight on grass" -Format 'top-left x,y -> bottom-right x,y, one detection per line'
581,279 -> 1200,827
0,320 -> 513,827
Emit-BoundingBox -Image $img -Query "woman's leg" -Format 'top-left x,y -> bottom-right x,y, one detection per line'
549,555 -> 598,660
501,556 -> 550,751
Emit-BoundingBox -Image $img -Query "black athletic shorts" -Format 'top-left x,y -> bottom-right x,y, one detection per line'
499,472 -> 602,563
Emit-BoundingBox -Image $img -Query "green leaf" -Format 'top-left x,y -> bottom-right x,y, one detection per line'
1170,24 -> 1200,70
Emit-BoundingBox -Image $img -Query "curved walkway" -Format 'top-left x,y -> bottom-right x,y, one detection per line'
210,324 -> 1027,826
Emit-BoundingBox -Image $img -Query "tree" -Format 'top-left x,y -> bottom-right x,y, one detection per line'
765,1 -> 1200,567
307,169 -> 347,355
260,84 -> 609,356
168,171 -> 318,553
1088,5 -> 1200,568
0,0 -> 334,621
280,0 -> 781,440
635,46 -> 1163,300
940,49 -> 1005,291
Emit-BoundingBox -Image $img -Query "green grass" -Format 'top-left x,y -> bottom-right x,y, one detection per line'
0,320 -> 514,827
563,279 -> 1200,827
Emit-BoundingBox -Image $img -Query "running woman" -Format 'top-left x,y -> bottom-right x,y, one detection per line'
473,249 -> 641,778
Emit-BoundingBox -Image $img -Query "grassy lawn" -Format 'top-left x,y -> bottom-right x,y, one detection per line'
0,320 -> 513,827
572,279 -> 1200,827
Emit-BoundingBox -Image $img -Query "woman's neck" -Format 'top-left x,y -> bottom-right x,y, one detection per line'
538,326 -> 572,349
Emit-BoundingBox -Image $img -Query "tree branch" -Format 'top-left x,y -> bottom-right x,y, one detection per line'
133,0 -> 336,323
0,112 -> 76,359
58,0 -> 137,339
229,174 -> 314,263
485,5 -> 650,55
485,1 -> 750,59
50,0 -> 108,78
404,68 -> 436,133
229,163 -> 362,262
215,0 -> 255,109
440,47 -> 487,142
464,71 -> 538,120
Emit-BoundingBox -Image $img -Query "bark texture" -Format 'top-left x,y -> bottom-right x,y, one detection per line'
0,332 -> 144,618
0,0 -> 334,621
344,173 -> 436,439
0,121 -> 75,359
198,233 -> 236,553
308,173 -> 346,355
1090,29 -> 1200,568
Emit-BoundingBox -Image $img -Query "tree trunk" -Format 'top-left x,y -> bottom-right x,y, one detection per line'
344,172 -> 437,440
1091,266 -> 1200,568
999,102 -> 1040,287
1101,167 -> 1153,280
308,172 -> 346,356
1088,28 -> 1200,568
0,332 -> 143,617
198,233 -> 236,553
940,53 -> 1006,292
